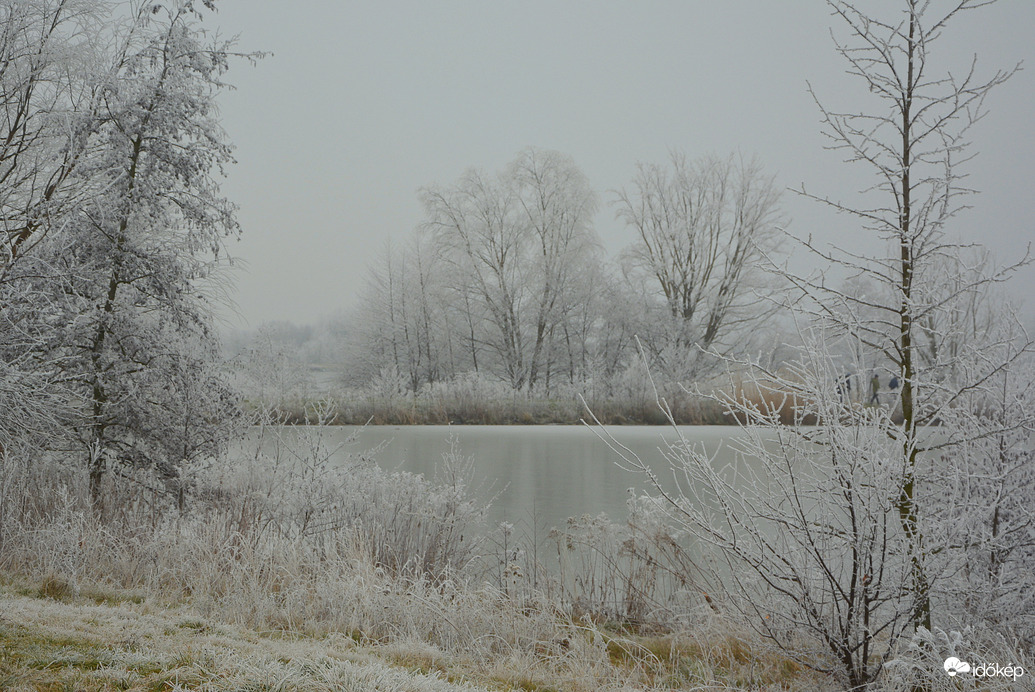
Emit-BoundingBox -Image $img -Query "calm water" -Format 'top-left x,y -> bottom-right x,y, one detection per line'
273,424 -> 751,532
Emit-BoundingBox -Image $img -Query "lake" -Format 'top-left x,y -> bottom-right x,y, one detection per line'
263,424 -> 752,533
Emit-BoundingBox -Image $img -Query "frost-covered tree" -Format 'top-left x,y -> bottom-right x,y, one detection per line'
344,238 -> 457,391
421,166 -> 522,387
49,1 -> 246,504
507,148 -> 600,390
790,0 -> 1024,630
613,152 -> 784,381
0,0 -> 106,457
593,1 -> 1032,687
420,148 -> 600,391
237,322 -> 313,410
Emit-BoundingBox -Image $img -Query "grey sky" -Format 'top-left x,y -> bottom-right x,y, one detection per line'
213,1 -> 1035,328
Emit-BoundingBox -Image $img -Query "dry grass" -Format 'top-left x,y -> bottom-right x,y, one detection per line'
256,389 -> 730,426
0,581 -> 495,691
601,629 -> 819,690
0,576 -> 842,692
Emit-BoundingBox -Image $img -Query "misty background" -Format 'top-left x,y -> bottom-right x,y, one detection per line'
213,1 -> 1035,330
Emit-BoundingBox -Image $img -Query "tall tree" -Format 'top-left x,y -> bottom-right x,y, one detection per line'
793,0 -> 1021,630
57,1 -> 244,504
344,237 -> 458,392
0,0 -> 103,456
614,152 -> 783,380
422,166 -> 523,386
421,148 -> 599,391
507,148 -> 599,390
598,2 -> 1032,686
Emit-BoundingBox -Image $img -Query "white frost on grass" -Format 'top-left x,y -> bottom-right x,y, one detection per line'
0,589 -> 493,692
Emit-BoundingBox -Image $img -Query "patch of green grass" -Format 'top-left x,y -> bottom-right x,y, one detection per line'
176,618 -> 209,632
81,585 -> 146,606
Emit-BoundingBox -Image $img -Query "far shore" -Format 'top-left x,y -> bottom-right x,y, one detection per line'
252,390 -> 904,427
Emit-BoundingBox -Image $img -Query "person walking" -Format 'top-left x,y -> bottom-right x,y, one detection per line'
869,373 -> 880,406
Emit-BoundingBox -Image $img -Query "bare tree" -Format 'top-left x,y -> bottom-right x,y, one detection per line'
792,0 -> 1023,630
421,148 -> 599,391
0,0 -> 104,457
587,1 -> 1032,686
344,237 -> 459,392
590,333 -> 923,689
613,152 -> 784,379
422,166 -> 523,387
507,148 -> 600,390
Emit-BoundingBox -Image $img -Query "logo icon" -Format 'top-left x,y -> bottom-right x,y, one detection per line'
944,657 -> 971,676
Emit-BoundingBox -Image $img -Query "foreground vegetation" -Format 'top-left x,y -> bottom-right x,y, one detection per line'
0,576 -> 833,692
0,580 -> 495,692
0,439 -> 832,692
2,417 -> 1029,691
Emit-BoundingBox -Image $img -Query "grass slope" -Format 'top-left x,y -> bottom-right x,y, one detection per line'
0,583 -> 490,692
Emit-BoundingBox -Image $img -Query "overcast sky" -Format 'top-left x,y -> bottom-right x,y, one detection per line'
212,1 -> 1035,329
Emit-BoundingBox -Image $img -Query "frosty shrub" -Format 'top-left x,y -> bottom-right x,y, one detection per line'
418,372 -> 517,421
237,324 -> 315,409
881,626 -> 1030,692
931,350 -> 1035,644
0,400 -> 490,593
548,493 -> 716,630
367,363 -> 408,403
208,408 -> 489,582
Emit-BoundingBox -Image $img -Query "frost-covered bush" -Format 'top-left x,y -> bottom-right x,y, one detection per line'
417,371 -> 520,420
547,493 -> 715,629
367,363 -> 407,402
235,324 -> 315,409
881,626 -> 1031,692
932,353 -> 1035,644
207,416 -> 489,582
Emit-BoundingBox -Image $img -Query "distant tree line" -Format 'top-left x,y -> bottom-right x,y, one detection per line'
342,148 -> 787,397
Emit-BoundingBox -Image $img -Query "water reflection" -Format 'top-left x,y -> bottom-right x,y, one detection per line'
267,424 -> 750,532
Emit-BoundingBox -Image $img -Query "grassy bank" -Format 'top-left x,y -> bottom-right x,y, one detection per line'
251,379 -> 845,427
0,578 -> 495,692
249,365 -> 909,425
255,388 -> 892,427
0,575 -> 830,692
259,392 -> 733,426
